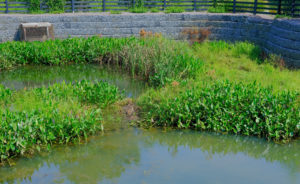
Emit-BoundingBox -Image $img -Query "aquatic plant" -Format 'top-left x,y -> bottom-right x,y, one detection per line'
0,85 -> 11,105
0,80 -> 123,163
138,81 -> 300,142
0,108 -> 101,162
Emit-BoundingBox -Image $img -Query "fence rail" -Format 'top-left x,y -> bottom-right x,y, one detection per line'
0,0 -> 299,17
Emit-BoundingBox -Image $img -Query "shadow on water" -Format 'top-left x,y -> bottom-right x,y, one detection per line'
0,128 -> 299,184
0,64 -> 148,98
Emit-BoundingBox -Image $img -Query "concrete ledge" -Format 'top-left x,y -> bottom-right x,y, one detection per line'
0,12 -> 299,68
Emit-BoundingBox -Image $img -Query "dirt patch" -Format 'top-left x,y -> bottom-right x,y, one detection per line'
121,98 -> 139,121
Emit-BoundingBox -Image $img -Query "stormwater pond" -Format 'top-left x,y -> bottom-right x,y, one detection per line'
0,64 -> 299,184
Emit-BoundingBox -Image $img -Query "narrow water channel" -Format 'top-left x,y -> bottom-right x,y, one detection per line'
0,64 -> 299,184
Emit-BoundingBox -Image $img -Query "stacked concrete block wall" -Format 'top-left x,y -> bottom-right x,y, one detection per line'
0,13 -> 299,67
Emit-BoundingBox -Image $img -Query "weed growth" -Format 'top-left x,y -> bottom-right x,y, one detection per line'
150,7 -> 160,13
110,11 -> 122,14
207,6 -> 226,13
165,7 -> 185,13
130,7 -> 148,13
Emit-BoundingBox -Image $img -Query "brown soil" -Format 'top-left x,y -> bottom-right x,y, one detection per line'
121,99 -> 139,121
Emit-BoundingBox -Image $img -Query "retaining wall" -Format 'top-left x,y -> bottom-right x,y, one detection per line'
0,13 -> 299,67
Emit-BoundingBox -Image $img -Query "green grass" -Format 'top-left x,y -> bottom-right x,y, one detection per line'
165,7 -> 185,13
0,80 -> 123,163
275,14 -> 293,19
192,41 -> 300,92
207,6 -> 226,13
130,7 -> 148,13
150,7 -> 160,13
110,10 -> 122,14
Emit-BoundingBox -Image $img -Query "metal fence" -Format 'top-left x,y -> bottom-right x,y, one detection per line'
222,0 -> 299,17
0,0 -> 299,17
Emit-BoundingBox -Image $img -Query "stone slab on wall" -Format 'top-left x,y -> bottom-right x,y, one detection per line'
0,12 -> 299,68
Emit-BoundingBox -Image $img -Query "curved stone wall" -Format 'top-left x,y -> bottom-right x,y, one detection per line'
0,13 -> 299,67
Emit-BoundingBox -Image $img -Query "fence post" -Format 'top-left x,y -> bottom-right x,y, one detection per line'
193,0 -> 196,11
71,0 -> 75,13
39,1 -> 42,11
5,0 -> 8,14
277,0 -> 282,15
103,0 -> 106,12
233,0 -> 236,13
163,0 -> 166,10
291,0 -> 296,17
253,0 -> 257,15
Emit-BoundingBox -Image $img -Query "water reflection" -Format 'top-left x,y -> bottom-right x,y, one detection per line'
0,128 -> 299,184
0,64 -> 147,97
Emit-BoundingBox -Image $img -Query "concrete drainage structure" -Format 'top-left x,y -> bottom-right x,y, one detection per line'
0,13 -> 299,68
20,22 -> 54,41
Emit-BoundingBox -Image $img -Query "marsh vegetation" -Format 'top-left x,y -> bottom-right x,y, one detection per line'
0,34 -> 299,165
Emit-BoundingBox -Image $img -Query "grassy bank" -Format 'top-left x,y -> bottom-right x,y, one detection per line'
0,81 -> 122,163
193,41 -> 300,92
137,40 -> 300,142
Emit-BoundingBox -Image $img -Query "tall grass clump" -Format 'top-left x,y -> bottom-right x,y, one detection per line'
109,34 -> 202,86
138,81 -> 300,142
0,80 -> 123,163
0,36 -> 202,86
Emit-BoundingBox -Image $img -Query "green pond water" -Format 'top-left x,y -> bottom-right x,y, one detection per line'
0,64 -> 147,98
0,64 -> 299,184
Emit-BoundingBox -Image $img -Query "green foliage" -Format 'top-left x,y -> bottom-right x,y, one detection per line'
110,11 -> 122,14
0,85 -> 11,105
138,81 -> 300,142
0,80 -> 122,162
211,0 -> 231,13
26,0 -> 65,13
72,80 -> 123,107
130,0 -> 148,13
150,7 -> 160,13
0,36 -> 202,87
28,0 -> 41,13
275,14 -> 293,19
0,108 -> 100,162
192,41 -> 300,92
130,7 -> 148,13
198,41 -> 261,62
111,36 -> 202,86
134,0 -> 144,8
165,7 -> 185,13
208,6 -> 226,13
46,0 -> 65,12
